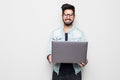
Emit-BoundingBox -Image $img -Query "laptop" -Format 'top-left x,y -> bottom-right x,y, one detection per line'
52,41 -> 88,64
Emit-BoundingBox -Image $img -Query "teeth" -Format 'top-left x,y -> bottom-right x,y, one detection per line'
66,20 -> 70,21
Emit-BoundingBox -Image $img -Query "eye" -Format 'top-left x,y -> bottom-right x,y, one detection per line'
63,13 -> 74,17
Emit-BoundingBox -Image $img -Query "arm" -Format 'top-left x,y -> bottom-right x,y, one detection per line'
47,31 -> 54,64
78,31 -> 88,67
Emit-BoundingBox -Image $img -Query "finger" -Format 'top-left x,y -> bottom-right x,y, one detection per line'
81,62 -> 85,66
50,61 -> 53,64
79,63 -> 84,67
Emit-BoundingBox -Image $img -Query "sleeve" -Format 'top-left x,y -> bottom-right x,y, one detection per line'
80,32 -> 87,42
47,31 -> 54,54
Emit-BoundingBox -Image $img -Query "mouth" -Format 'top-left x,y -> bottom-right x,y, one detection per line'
65,19 -> 71,22
65,19 -> 71,21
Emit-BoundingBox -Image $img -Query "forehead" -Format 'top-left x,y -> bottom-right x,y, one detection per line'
64,9 -> 74,14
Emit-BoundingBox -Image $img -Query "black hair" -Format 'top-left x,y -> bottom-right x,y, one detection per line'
61,3 -> 75,14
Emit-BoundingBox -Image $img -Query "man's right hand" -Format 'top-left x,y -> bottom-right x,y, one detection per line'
47,54 -> 53,64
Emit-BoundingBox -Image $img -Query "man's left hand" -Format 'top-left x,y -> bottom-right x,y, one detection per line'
78,59 -> 88,67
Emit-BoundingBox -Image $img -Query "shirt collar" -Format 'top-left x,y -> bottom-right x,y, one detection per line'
62,26 -> 75,33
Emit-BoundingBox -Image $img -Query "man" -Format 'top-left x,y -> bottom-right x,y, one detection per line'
47,3 -> 88,80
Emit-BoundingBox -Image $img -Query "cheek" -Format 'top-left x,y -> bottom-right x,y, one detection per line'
71,18 -> 74,21
62,17 -> 65,20
71,17 -> 74,21
62,17 -> 66,21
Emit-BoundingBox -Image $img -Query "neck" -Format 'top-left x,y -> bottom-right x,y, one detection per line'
64,25 -> 72,33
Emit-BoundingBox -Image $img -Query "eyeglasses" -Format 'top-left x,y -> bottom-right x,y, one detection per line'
63,13 -> 74,17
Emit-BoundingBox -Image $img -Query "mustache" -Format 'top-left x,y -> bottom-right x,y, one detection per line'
65,19 -> 71,21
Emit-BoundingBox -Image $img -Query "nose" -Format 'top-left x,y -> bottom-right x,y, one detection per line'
66,15 -> 70,18
65,15 -> 71,19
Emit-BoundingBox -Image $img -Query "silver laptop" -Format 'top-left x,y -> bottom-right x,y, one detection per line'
52,41 -> 88,64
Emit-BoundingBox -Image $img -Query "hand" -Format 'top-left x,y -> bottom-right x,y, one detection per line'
78,59 -> 88,67
47,54 -> 53,64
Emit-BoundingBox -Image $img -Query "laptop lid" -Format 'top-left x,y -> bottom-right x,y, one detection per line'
52,41 -> 88,64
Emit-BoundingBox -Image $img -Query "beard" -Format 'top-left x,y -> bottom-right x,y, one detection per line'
63,19 -> 74,26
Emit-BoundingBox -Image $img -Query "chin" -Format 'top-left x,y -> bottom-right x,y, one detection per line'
64,22 -> 73,26
65,23 -> 72,26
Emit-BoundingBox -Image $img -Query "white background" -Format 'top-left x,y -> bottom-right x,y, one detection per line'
0,0 -> 120,80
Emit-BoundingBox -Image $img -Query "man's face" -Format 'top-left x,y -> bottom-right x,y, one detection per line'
62,9 -> 75,26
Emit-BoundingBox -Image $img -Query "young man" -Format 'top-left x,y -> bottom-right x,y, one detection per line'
47,3 -> 88,80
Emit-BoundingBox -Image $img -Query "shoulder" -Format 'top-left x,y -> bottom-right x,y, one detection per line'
52,28 -> 62,34
50,27 -> 63,37
74,27 -> 87,41
74,27 -> 85,36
